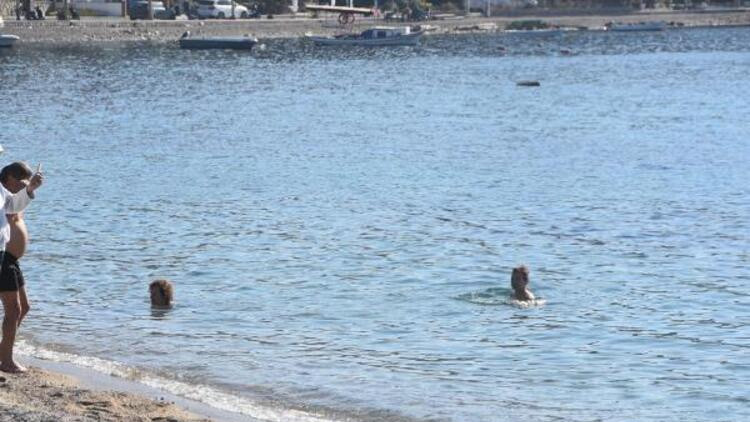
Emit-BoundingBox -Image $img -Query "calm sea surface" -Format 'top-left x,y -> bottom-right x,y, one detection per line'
1,27 -> 749,422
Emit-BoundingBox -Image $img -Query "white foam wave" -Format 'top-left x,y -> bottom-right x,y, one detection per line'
17,341 -> 335,422
510,298 -> 547,308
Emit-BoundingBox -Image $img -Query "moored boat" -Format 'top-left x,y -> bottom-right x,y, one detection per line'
178,32 -> 258,50
504,27 -> 580,36
0,16 -> 18,48
307,26 -> 423,47
0,34 -> 20,48
606,21 -> 667,32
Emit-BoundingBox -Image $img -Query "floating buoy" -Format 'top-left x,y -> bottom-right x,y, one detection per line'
517,80 -> 540,87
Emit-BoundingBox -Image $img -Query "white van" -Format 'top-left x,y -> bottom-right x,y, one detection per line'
196,0 -> 249,18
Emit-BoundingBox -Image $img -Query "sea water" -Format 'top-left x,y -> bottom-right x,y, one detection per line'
1,27 -> 749,422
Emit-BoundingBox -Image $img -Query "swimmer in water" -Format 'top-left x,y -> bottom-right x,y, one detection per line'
149,279 -> 174,309
511,266 -> 535,301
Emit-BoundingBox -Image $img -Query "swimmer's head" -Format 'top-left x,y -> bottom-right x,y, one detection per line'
511,266 -> 530,292
149,279 -> 174,308
511,266 -> 535,301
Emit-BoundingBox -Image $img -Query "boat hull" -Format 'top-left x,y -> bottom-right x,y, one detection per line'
608,21 -> 666,32
307,32 -> 422,47
0,34 -> 20,48
179,37 -> 257,50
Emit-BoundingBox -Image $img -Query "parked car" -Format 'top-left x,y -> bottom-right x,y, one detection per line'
196,0 -> 249,19
129,0 -> 169,19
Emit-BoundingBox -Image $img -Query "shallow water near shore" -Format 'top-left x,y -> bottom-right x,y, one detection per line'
2,27 -> 749,421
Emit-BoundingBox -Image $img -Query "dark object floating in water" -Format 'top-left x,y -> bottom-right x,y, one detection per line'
179,32 -> 258,50
517,80 -> 541,87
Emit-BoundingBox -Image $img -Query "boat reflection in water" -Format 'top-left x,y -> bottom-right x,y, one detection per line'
306,26 -> 423,46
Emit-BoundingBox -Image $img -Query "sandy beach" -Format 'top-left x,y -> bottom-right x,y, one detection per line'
2,8 -> 749,43
0,366 -> 212,422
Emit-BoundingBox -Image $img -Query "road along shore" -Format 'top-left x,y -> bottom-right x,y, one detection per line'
2,9 -> 750,43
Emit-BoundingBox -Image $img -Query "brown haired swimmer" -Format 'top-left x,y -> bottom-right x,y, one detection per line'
149,279 -> 174,309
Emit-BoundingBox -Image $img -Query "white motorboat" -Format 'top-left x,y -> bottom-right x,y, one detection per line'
0,16 -> 19,48
606,21 -> 667,32
307,26 -> 423,47
0,34 -> 20,48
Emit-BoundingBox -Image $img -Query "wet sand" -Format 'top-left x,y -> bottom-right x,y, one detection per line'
0,353 -> 258,422
2,9 -> 749,43
0,366 -> 212,422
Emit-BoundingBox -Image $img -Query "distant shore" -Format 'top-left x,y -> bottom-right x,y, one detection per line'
2,8 -> 749,43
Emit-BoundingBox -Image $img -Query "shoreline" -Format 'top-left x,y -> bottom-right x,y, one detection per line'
18,354 -> 253,422
1,351 -> 267,422
2,8 -> 749,43
0,361 -> 225,422
14,342 -> 359,422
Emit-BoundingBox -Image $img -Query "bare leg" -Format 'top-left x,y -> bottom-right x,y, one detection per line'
0,291 -> 26,373
18,286 -> 29,327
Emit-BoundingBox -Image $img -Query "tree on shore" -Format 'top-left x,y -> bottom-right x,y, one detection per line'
1,0 -> 16,16
254,0 -> 292,14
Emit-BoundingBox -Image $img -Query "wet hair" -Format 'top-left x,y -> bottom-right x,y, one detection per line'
149,279 -> 174,308
510,266 -> 529,292
0,162 -> 32,183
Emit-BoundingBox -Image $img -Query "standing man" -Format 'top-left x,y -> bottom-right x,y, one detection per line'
0,162 -> 43,373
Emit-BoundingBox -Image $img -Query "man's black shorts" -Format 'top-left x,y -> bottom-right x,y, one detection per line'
0,252 -> 25,292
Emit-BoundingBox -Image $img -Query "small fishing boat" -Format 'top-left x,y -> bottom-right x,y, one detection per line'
0,34 -> 20,48
307,26 -> 423,47
0,16 -> 19,48
178,32 -> 258,50
606,21 -> 666,32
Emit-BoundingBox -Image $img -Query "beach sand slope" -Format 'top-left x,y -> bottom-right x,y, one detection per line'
0,367 -> 211,422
